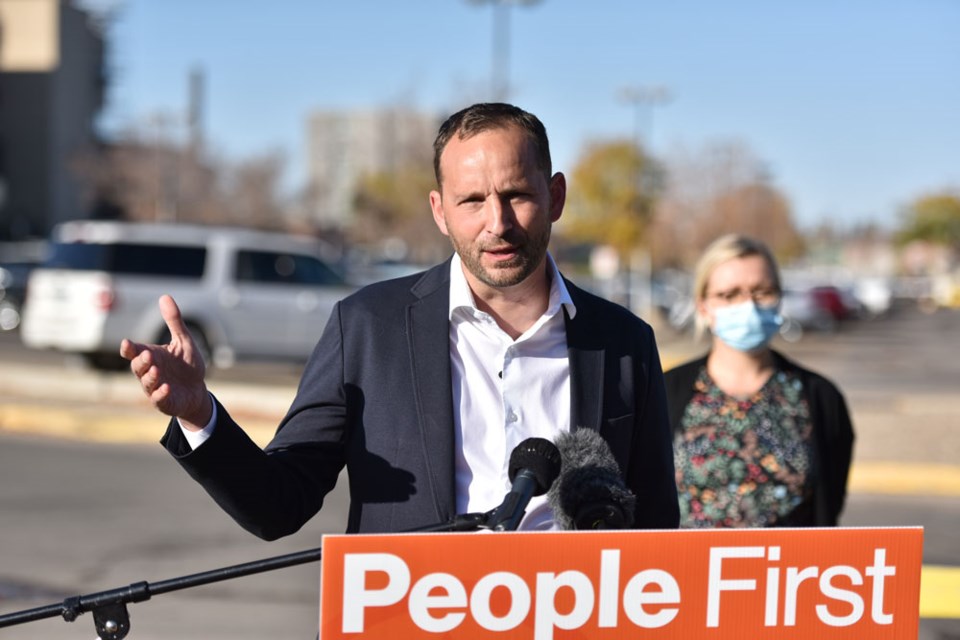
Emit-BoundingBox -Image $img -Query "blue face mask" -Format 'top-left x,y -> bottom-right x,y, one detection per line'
711,300 -> 783,352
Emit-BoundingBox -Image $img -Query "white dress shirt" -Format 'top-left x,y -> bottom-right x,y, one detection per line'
448,252 -> 575,530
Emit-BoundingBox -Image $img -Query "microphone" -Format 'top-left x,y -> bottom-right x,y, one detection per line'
486,437 -> 562,532
547,428 -> 636,530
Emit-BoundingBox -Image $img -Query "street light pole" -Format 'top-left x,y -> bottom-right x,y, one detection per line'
468,0 -> 543,102
617,85 -> 671,158
616,85 -> 671,319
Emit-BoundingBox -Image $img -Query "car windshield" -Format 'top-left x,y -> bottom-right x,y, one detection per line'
45,243 -> 206,278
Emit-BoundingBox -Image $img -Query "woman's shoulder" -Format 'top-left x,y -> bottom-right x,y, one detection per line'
771,350 -> 846,399
663,354 -> 709,397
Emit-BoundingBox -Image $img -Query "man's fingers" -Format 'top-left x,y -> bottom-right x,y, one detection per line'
125,346 -> 153,377
119,338 -> 144,361
140,363 -> 160,394
158,294 -> 191,344
151,383 -> 171,406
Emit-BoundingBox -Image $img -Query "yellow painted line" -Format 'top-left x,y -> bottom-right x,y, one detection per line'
921,565 -> 960,619
849,462 -> 960,497
0,403 -> 277,447
2,401 -> 959,619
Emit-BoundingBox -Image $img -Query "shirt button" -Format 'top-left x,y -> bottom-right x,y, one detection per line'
507,411 -> 518,423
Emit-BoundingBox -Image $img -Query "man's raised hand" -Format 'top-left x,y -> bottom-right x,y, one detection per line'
120,295 -> 211,429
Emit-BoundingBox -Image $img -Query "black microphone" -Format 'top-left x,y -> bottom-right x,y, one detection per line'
486,437 -> 562,532
547,428 -> 637,530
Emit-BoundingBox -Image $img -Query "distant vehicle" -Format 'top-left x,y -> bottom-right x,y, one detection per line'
778,288 -> 839,340
853,277 -> 892,316
20,221 -> 354,369
0,261 -> 38,331
809,285 -> 857,322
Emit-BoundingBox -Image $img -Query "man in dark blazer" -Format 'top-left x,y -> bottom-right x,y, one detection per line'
121,103 -> 679,537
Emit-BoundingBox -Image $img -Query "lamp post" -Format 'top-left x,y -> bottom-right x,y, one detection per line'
618,85 -> 670,160
468,0 -> 543,102
617,85 -> 671,318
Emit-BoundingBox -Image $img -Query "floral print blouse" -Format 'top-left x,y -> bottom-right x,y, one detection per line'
673,366 -> 815,528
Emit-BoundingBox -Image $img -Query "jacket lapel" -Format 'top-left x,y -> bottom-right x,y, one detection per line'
564,285 -> 605,433
407,262 -> 457,522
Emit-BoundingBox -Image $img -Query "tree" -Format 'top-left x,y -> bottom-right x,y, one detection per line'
72,117 -> 290,230
352,166 -> 449,264
220,152 -> 288,230
897,191 -> 960,251
559,140 -> 663,258
649,140 -> 803,268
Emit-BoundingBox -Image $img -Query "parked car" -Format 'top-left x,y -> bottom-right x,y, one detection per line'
809,285 -> 858,322
778,288 -> 839,341
20,221 -> 354,369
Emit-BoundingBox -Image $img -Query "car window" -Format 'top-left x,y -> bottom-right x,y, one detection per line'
45,243 -> 206,278
235,250 -> 345,286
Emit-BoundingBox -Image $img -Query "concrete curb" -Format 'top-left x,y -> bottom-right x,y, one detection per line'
3,341 -> 960,497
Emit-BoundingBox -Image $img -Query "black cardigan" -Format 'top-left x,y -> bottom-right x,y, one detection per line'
664,350 -> 855,526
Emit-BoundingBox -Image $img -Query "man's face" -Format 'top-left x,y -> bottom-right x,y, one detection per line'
429,126 -> 565,292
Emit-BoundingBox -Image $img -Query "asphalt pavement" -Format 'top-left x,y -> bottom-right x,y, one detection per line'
1,305 -> 959,638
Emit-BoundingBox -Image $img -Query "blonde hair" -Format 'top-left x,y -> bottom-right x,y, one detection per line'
692,234 -> 782,337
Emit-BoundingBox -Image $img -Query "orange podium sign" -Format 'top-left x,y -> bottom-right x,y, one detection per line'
320,527 -> 923,639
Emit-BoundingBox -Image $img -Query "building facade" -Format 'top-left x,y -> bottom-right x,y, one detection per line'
305,108 -> 440,230
0,0 -> 105,241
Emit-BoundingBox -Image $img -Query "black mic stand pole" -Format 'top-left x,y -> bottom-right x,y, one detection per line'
0,513 -> 489,640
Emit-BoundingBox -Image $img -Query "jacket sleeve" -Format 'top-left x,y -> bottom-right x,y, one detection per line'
161,304 -> 349,541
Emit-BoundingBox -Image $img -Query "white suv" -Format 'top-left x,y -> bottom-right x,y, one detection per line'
21,221 -> 354,369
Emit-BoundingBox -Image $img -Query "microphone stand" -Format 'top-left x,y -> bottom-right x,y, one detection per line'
0,513 -> 489,639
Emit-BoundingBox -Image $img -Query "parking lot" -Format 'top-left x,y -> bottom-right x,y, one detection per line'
1,303 -> 958,639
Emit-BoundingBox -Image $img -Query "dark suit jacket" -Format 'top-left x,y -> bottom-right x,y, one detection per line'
162,259 -> 680,538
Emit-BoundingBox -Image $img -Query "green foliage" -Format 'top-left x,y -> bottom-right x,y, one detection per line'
897,192 -> 960,248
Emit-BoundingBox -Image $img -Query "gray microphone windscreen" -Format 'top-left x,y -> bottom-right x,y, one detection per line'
548,428 -> 637,530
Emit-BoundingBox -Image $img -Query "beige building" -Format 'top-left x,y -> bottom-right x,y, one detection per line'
0,0 -> 105,240
305,108 -> 440,229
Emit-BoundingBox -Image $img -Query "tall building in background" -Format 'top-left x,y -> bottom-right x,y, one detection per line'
0,0 -> 106,241
306,108 -> 440,230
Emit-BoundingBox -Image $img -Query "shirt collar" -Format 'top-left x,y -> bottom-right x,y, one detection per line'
448,252 -> 577,321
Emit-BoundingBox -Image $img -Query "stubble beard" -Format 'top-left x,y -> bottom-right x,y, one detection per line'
451,225 -> 552,289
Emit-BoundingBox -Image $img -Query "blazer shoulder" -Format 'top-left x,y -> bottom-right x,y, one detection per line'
341,260 -> 450,312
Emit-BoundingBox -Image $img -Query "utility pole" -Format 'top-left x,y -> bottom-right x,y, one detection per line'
618,85 -> 671,161
467,0 -> 543,102
617,85 -> 671,319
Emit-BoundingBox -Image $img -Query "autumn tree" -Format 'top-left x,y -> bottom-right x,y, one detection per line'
650,140 -> 803,268
219,152 -> 288,230
897,191 -> 960,251
72,114 -> 289,230
352,165 -> 450,264
559,139 -> 664,258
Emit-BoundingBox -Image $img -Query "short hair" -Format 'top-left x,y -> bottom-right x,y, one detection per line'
692,233 -> 782,337
432,102 -> 552,187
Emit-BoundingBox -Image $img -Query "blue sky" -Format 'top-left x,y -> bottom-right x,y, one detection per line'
80,0 -> 959,231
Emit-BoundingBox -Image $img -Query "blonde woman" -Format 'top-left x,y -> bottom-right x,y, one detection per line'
664,234 -> 854,527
